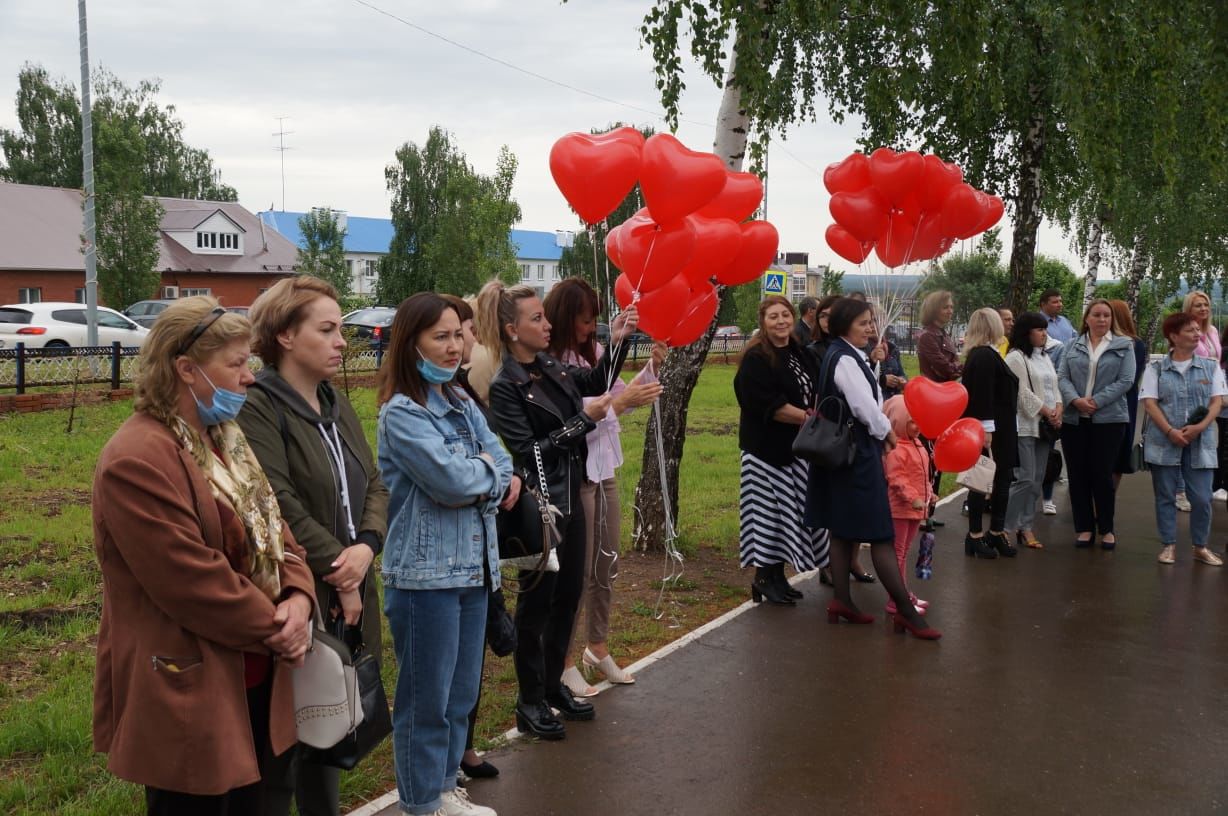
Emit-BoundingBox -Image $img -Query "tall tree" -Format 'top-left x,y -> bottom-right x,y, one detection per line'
93,114 -> 162,310
379,128 -> 521,302
0,63 -> 236,200
297,208 -> 351,298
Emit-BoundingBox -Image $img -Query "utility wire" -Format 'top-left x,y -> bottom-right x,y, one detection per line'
346,0 -> 825,178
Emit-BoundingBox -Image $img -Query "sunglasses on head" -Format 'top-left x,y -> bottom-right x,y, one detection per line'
175,307 -> 226,357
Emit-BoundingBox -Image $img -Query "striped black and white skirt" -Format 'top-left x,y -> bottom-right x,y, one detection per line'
739,451 -> 830,570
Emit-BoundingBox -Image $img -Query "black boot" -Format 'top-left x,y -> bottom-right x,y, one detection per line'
773,563 -> 803,599
752,566 -> 795,605
987,531 -> 1017,558
965,533 -> 998,559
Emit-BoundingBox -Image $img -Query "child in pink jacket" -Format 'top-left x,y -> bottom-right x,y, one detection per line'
882,396 -> 932,615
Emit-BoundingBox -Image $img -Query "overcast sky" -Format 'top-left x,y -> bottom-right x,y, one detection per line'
0,0 -> 1083,273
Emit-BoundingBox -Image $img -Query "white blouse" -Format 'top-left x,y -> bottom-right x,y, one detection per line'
833,338 -> 892,440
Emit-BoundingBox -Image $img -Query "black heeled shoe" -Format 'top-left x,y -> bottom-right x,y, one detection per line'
1075,535 -> 1093,549
461,758 -> 499,778
545,685 -> 595,721
965,533 -> 998,559
751,567 -> 795,605
818,567 -> 834,586
987,531 -> 1017,558
515,700 -> 566,740
772,563 -> 803,599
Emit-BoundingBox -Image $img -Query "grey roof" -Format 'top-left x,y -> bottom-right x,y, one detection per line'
0,183 -> 298,275
0,183 -> 86,272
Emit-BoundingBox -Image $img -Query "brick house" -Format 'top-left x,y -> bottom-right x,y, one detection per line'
0,182 -> 299,307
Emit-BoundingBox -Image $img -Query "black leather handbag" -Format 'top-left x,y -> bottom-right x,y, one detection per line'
300,602 -> 392,771
792,395 -> 857,469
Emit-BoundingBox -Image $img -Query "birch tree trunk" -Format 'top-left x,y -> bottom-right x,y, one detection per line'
1006,90 -> 1046,314
1080,212 -> 1104,311
632,48 -> 750,552
1124,233 -> 1148,315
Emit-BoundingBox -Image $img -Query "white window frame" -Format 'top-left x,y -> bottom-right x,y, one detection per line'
18,287 -> 41,303
181,287 -> 212,297
364,259 -> 377,278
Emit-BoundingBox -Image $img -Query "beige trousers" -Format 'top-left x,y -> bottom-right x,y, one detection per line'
576,476 -> 621,645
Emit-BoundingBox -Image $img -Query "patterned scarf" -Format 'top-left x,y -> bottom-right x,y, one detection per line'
172,416 -> 285,601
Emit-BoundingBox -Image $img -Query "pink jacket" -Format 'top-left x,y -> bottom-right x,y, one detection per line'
882,396 -> 933,520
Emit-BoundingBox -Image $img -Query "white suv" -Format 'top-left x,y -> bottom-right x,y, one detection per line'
0,303 -> 150,350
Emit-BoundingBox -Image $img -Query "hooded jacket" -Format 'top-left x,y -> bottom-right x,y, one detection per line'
238,368 -> 388,657
882,395 -> 933,520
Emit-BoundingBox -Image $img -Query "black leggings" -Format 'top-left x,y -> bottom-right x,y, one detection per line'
967,447 -> 1014,534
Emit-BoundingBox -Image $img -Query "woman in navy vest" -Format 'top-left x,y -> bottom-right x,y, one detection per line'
805,297 -> 940,640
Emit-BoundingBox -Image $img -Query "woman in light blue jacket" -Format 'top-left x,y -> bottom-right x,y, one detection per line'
1141,312 -> 1226,567
1057,299 -> 1137,549
377,293 -> 513,816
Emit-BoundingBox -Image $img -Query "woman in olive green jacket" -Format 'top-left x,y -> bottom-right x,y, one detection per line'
238,276 -> 389,816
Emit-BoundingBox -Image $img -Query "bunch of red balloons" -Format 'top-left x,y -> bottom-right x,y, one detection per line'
824,148 -> 1004,269
549,128 -> 780,346
902,378 -> 987,472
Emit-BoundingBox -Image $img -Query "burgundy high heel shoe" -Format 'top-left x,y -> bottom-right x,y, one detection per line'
826,600 -> 875,624
891,613 -> 942,640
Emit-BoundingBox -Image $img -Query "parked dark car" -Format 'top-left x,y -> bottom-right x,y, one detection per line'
342,306 -> 397,351
123,299 -> 176,328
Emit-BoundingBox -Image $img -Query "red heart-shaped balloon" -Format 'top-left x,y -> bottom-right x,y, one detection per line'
825,224 -> 873,264
933,417 -> 987,473
604,224 -> 624,268
549,131 -> 642,225
917,154 -> 964,214
940,183 -> 984,239
680,215 -> 743,287
973,194 -> 1005,234
823,152 -> 872,195
909,211 -> 947,262
715,220 -> 779,286
612,214 -> 695,295
874,215 -> 918,268
667,283 -> 720,346
954,190 -> 992,240
696,170 -> 764,222
622,273 -> 691,341
903,377 -> 970,439
869,148 -> 924,207
639,134 -> 728,225
830,186 -> 890,243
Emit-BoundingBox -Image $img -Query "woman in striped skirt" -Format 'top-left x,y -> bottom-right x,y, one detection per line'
733,295 -> 830,605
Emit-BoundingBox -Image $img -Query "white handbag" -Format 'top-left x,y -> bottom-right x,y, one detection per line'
956,450 -> 997,496
293,610 -> 364,749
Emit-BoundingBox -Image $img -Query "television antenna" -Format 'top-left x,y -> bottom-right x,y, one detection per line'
272,116 -> 294,211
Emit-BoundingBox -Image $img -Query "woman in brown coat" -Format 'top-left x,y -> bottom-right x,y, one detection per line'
92,297 -> 317,815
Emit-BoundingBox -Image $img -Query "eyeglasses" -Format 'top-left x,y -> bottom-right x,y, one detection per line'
175,307 -> 226,357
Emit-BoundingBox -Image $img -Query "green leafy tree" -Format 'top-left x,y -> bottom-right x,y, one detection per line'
821,269 -> 845,296
297,209 -> 351,298
0,64 -> 236,200
379,128 -> 521,302
93,115 -> 162,309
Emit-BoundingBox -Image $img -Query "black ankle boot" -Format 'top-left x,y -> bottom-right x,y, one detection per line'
752,567 -> 795,605
965,533 -> 998,559
987,531 -> 1017,558
773,563 -> 803,599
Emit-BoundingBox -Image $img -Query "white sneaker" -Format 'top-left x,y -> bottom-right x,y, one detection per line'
1176,492 -> 1192,512
1042,501 -> 1057,515
1214,489 -> 1227,502
441,787 -> 496,816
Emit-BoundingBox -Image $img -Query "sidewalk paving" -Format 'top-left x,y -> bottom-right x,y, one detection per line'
369,474 -> 1228,815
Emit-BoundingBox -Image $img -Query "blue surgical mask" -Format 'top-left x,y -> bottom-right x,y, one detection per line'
416,348 -> 460,385
193,367 -> 247,425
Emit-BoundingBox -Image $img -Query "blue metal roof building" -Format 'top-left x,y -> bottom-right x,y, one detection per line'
258,211 -> 561,262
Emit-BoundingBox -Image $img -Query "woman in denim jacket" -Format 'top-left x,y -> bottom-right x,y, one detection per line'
377,293 -> 513,816
1057,299 -> 1137,549
1141,312 -> 1226,567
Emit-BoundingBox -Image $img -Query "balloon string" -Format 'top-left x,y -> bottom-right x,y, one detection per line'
647,394 -> 684,627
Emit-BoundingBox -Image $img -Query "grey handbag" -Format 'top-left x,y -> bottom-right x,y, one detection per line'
956,449 -> 997,495
293,606 -> 363,750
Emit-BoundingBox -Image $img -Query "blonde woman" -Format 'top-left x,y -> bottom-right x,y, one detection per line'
960,308 -> 1020,559
1185,290 -> 1220,361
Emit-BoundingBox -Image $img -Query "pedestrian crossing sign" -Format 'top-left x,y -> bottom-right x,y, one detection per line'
763,270 -> 786,295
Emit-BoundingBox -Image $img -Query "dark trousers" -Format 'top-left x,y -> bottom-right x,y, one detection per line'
967,446 -> 1014,534
1061,419 -> 1127,535
145,681 -> 279,816
513,507 -> 586,704
262,748 -> 340,816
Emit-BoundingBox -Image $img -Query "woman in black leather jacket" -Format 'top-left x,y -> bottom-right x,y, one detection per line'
478,280 -> 637,740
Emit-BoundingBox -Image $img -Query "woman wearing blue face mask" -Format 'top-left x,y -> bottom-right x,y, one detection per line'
377,293 -> 513,816
92,297 -> 318,814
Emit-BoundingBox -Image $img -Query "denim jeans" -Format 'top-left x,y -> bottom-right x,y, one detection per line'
1151,452 -> 1214,548
385,586 -> 488,815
